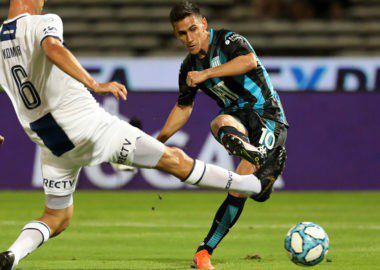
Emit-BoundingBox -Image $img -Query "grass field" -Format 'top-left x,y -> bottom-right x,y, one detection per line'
0,191 -> 379,270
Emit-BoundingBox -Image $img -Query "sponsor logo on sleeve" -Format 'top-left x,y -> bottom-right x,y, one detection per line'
43,26 -> 58,36
226,33 -> 243,43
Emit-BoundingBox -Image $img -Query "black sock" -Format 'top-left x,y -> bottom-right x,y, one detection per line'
197,194 -> 247,255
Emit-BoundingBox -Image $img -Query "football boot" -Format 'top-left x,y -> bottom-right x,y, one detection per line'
191,250 -> 215,270
222,134 -> 267,167
251,146 -> 287,202
0,251 -> 15,270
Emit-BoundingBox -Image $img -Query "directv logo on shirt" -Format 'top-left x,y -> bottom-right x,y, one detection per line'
43,178 -> 75,189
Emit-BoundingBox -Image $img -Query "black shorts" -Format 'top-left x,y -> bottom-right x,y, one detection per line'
226,109 -> 288,157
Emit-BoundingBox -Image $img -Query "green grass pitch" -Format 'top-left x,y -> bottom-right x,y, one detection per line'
0,191 -> 379,269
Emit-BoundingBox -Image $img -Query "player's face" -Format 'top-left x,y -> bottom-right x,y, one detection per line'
173,15 -> 208,55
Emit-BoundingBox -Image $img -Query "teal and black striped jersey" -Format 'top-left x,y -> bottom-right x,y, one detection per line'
178,28 -> 288,127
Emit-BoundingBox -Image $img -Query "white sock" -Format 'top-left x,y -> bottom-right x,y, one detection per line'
185,160 -> 262,195
8,221 -> 51,266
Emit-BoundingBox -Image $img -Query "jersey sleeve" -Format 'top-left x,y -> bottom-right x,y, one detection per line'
177,57 -> 198,106
35,14 -> 64,46
223,32 -> 254,59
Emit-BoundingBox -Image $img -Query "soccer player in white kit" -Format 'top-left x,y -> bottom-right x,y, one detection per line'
0,1 -> 270,269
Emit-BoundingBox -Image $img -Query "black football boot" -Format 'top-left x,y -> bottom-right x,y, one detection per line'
0,251 -> 15,270
222,134 -> 267,167
251,146 -> 287,202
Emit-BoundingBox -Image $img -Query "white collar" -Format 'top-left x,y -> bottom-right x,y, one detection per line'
4,13 -> 30,24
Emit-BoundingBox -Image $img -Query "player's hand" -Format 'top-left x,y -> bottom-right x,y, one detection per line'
186,71 -> 209,87
92,82 -> 127,101
0,135 -> 4,147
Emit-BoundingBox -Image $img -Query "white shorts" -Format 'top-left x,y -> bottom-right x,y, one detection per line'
40,108 -> 166,197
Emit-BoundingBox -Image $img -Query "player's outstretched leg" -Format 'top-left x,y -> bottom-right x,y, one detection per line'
192,160 -> 254,269
113,124 -> 262,195
0,195 -> 73,269
155,146 -> 262,195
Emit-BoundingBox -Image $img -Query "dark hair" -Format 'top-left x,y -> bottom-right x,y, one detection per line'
169,1 -> 202,24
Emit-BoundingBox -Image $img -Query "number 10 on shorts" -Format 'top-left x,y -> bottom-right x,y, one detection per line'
259,128 -> 275,150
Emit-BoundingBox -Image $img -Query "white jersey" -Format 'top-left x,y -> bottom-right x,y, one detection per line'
0,13 -> 100,156
0,13 -> 166,197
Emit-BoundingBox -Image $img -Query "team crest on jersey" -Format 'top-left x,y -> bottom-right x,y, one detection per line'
211,56 -> 221,68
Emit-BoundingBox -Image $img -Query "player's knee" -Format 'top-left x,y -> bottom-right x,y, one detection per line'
210,115 -> 225,135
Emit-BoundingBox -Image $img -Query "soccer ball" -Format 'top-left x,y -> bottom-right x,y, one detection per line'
284,222 -> 329,266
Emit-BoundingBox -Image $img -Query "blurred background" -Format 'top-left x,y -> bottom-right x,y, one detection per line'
0,0 -> 379,191
0,0 -> 376,56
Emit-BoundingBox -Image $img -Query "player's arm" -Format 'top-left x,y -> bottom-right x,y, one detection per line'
157,57 -> 197,143
37,15 -> 125,100
187,53 -> 256,87
41,38 -> 126,100
187,32 -> 258,87
157,103 -> 193,143
207,53 -> 257,78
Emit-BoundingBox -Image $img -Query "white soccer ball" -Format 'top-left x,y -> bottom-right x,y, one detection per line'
284,222 -> 329,266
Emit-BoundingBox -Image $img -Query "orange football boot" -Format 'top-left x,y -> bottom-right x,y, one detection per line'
191,250 -> 215,270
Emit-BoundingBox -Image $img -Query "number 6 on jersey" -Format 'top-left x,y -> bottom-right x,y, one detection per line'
11,65 -> 41,110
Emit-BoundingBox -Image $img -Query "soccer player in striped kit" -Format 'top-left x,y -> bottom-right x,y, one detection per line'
158,2 -> 288,269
